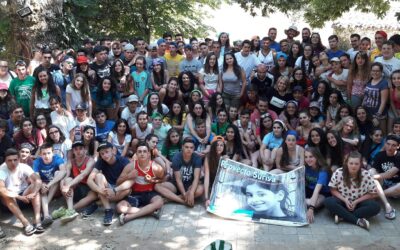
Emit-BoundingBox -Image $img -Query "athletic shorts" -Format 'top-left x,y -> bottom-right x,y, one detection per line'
127,191 -> 160,207
73,183 -> 91,202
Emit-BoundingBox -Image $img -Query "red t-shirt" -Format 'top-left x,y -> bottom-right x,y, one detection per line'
72,157 -> 90,184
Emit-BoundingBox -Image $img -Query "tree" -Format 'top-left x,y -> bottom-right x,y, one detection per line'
234,0 -> 392,28
64,0 -> 221,43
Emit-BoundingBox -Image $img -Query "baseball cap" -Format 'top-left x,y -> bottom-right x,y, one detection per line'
97,141 -> 113,152
127,94 -> 139,103
330,57 -> 340,63
148,43 -> 158,50
150,112 -> 163,119
309,101 -> 320,109
0,82 -> 8,91
124,43 -> 135,52
72,140 -> 85,148
184,44 -> 193,50
75,102 -> 88,110
293,85 -> 303,93
157,38 -> 166,46
76,55 -> 89,64
276,52 -> 288,60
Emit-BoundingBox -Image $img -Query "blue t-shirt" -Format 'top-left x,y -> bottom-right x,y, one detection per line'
92,89 -> 119,109
305,166 -> 330,195
95,155 -> 130,185
33,154 -> 64,182
262,132 -> 283,150
326,49 -> 345,60
96,120 -> 115,142
172,152 -> 202,188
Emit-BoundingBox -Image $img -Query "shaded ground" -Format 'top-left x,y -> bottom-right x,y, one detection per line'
0,198 -> 399,250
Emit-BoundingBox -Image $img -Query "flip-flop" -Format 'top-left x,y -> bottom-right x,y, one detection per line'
385,209 -> 396,220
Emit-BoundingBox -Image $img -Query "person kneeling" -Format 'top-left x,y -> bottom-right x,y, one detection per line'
117,142 -> 165,225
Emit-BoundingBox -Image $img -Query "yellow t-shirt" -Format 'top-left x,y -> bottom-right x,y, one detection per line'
165,53 -> 184,77
370,48 -> 381,62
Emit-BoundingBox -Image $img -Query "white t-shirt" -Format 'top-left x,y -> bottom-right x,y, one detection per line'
234,52 -> 260,83
295,56 -> 311,72
50,111 -> 76,139
121,106 -> 143,129
0,163 -> 33,194
331,69 -> 349,101
108,131 -> 132,155
374,56 -> 400,82
66,84 -> 86,111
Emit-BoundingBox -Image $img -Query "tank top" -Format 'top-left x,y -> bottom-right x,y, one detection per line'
203,72 -> 218,91
163,90 -> 177,109
257,50 -> 275,72
288,145 -> 301,167
71,156 -> 90,184
222,71 -> 241,95
351,78 -> 367,96
392,89 -> 400,109
35,88 -> 51,109
236,120 -> 253,135
132,160 -> 155,192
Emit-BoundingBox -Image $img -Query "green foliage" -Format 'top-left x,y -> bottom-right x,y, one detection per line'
234,0 -> 392,28
62,0 -> 221,45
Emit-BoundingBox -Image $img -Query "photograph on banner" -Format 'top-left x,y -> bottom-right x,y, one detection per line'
207,159 -> 308,226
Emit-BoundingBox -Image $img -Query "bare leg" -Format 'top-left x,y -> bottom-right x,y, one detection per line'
369,169 -> 394,213
154,182 -> 185,204
251,150 -> 259,168
117,196 -> 163,222
95,173 -> 111,209
23,184 -> 42,224
0,196 -> 30,227
73,191 -> 98,211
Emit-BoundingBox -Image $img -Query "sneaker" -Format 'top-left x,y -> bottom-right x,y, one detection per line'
152,209 -> 161,220
52,207 -> 67,220
81,203 -> 98,217
119,213 -> 125,226
103,209 -> 114,226
60,209 -> 79,223
41,216 -> 53,228
357,218 -> 370,230
24,224 -> 36,236
334,215 -> 343,224
34,224 -> 45,234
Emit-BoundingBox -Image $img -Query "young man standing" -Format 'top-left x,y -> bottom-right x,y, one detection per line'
33,143 -> 66,227
327,57 -> 349,103
117,142 -> 164,225
32,49 -> 60,77
155,138 -> 204,207
179,45 -> 203,77
256,37 -> 275,72
374,41 -> 400,82
90,45 -> 111,79
165,42 -> 184,78
235,40 -> 261,85
268,27 -> 280,52
9,60 -> 35,117
370,30 -> 387,62
52,56 -> 75,104
7,105 -> 24,138
326,35 -> 345,60
347,34 -> 361,61
370,135 -> 400,220
0,149 -> 43,236
86,142 -> 134,225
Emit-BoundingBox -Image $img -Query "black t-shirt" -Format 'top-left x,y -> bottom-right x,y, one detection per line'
267,89 -> 294,115
90,62 -> 111,79
94,155 -> 130,185
372,151 -> 400,185
0,135 -> 13,164
251,76 -> 273,97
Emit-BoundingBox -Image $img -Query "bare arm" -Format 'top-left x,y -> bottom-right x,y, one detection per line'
174,171 -> 187,195
68,158 -> 95,188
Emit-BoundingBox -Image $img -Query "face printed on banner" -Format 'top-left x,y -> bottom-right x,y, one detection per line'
245,183 -> 285,216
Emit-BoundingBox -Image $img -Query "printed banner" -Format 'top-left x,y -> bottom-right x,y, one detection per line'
207,159 -> 308,226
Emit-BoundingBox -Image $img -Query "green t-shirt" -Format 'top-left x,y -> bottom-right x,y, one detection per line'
161,144 -> 181,161
9,76 -> 35,116
211,122 -> 229,136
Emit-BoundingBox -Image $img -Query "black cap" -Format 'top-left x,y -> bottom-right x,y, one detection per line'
97,141 -> 113,152
72,140 -> 85,148
386,135 -> 400,144
75,102 -> 88,110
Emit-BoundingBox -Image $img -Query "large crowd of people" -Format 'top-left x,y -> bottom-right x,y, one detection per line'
1,25 -> 400,237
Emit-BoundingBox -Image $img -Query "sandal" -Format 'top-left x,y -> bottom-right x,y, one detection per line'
24,224 -> 36,236
385,209 -> 396,220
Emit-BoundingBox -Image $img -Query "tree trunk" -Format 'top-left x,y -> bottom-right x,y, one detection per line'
6,0 -> 63,63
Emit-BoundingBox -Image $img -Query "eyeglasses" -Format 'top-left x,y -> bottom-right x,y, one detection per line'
64,61 -> 74,65
49,130 -> 59,135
